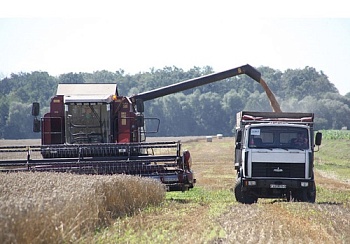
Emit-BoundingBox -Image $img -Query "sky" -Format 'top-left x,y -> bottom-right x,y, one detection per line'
1,1 -> 350,94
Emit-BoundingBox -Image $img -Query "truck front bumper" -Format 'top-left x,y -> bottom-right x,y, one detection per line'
241,178 -> 315,198
242,178 -> 313,189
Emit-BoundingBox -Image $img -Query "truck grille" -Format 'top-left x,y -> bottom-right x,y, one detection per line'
252,162 -> 305,178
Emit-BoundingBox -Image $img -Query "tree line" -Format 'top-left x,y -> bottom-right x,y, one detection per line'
1,65 -> 349,139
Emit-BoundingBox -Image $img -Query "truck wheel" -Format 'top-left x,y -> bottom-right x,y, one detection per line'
295,184 -> 316,203
181,185 -> 189,192
306,183 -> 316,203
234,177 -> 257,204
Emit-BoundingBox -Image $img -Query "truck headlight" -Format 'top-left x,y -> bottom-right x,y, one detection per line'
244,180 -> 256,186
301,182 -> 309,187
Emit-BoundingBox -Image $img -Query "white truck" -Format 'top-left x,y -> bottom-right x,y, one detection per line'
234,111 -> 322,203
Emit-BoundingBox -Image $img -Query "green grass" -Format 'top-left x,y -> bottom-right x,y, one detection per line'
166,187 -> 235,216
93,187 -> 235,243
314,134 -> 350,204
320,129 -> 350,140
315,136 -> 350,180
316,186 -> 350,204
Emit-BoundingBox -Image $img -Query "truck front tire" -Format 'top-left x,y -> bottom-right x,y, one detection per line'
302,183 -> 316,203
289,183 -> 316,203
234,177 -> 257,204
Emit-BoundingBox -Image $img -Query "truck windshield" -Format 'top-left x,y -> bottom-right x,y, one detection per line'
65,103 -> 110,144
248,126 -> 309,149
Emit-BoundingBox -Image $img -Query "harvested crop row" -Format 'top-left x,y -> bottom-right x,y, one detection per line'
217,201 -> 350,243
0,172 -> 165,244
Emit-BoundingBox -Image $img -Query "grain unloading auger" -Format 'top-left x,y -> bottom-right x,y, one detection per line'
0,64 -> 281,190
130,64 -> 281,113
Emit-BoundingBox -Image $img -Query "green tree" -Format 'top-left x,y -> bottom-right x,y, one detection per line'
1,64 -> 349,139
221,90 -> 244,133
279,67 -> 338,100
4,102 -> 33,139
0,98 -> 9,138
58,72 -> 85,84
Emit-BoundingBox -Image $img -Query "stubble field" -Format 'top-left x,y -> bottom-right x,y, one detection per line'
1,136 -> 349,243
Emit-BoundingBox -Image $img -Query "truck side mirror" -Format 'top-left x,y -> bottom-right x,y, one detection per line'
32,102 -> 40,116
315,132 -> 322,146
236,130 -> 242,142
136,99 -> 144,113
235,130 -> 242,149
33,117 -> 41,132
136,115 -> 144,127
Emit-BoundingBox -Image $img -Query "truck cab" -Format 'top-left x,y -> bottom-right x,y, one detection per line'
234,111 -> 322,203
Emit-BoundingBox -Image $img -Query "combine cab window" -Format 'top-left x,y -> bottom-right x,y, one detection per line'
65,103 -> 110,144
248,126 -> 309,149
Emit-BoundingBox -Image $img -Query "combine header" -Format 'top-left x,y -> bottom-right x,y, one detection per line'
0,64 -> 277,190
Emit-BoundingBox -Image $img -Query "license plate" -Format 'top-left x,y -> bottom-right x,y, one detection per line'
270,184 -> 286,189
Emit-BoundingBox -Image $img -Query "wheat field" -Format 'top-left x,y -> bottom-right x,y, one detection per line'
0,172 -> 165,244
1,137 -> 350,243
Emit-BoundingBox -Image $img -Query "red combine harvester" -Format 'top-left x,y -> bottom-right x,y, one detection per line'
0,64 -> 275,190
